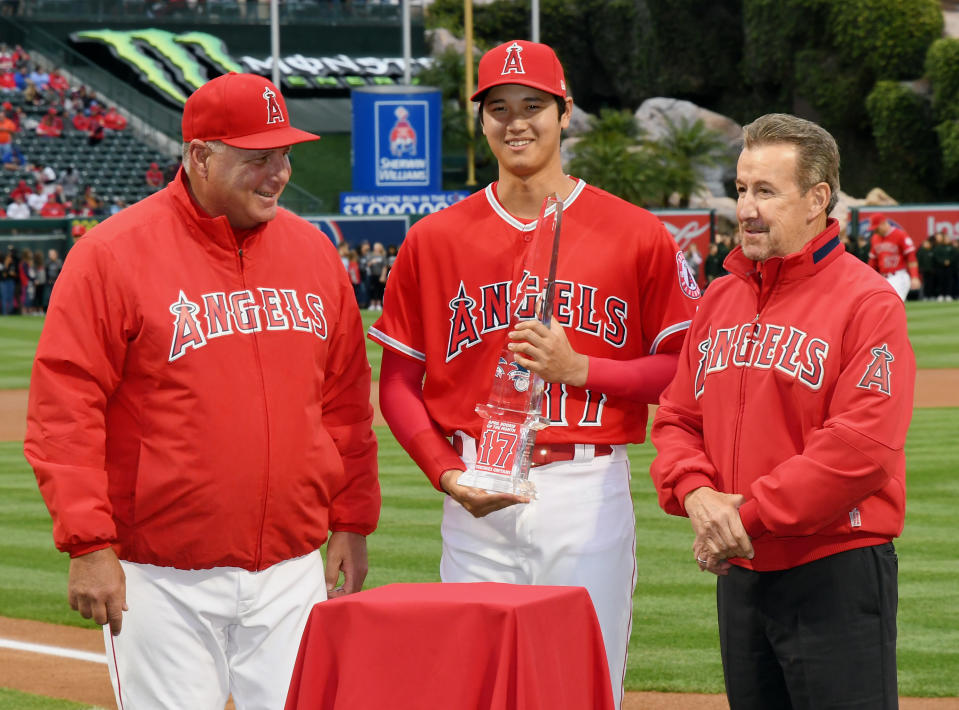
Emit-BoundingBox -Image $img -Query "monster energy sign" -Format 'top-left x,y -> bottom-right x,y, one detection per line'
69,29 -> 431,105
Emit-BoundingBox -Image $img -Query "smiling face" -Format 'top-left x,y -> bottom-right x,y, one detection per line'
188,141 -> 292,229
480,84 -> 571,181
735,142 -> 829,262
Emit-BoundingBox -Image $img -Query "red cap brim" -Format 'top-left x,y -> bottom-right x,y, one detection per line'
221,125 -> 320,150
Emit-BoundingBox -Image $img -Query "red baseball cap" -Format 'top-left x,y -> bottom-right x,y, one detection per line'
182,72 -> 319,149
868,213 -> 886,229
71,223 -> 86,237
471,40 -> 567,101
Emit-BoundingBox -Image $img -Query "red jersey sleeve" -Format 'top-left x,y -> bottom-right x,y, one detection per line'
23,238 -> 139,556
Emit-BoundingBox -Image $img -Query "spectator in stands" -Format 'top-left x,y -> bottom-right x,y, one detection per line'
26,183 -> 47,214
28,65 -> 49,91
0,109 -> 16,145
0,44 -> 12,72
71,109 -> 91,133
48,67 -> 69,96
43,248 -> 62,310
0,70 -> 15,91
6,193 -> 29,219
1,246 -> 17,314
70,223 -> 87,241
162,157 -> 181,183
109,197 -> 128,216
145,161 -> 165,190
61,166 -> 80,201
1,141 -> 24,169
37,108 -> 63,137
40,192 -> 66,218
12,45 -> 28,73
10,178 -> 30,201
15,105 -> 35,132
80,185 -> 104,216
88,119 -> 105,146
23,78 -> 41,106
103,106 -> 127,132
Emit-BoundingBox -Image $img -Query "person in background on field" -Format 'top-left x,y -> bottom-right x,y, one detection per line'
651,113 -> 914,710
24,72 -> 380,709
42,247 -> 61,310
866,213 -> 919,301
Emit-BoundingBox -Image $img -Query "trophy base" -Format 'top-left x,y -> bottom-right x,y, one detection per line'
457,469 -> 537,499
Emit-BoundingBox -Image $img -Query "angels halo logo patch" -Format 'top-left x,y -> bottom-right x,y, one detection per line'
675,250 -> 702,299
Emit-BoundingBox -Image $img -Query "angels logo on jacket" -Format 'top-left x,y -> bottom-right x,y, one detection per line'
856,343 -> 895,395
263,86 -> 284,125
501,42 -> 526,75
168,287 -> 328,362
675,250 -> 702,299
693,322 -> 829,398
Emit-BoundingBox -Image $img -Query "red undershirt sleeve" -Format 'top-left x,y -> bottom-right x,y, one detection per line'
584,352 -> 680,404
379,350 -> 466,492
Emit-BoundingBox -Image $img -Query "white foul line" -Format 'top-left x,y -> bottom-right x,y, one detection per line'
0,637 -> 107,665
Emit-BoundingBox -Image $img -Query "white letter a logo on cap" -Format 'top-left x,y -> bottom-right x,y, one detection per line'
501,42 -> 525,76
263,87 -> 284,125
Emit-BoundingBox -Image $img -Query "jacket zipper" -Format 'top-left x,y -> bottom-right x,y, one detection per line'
238,246 -> 272,571
730,269 -> 773,493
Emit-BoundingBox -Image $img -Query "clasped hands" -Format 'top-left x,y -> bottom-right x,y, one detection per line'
683,487 -> 754,576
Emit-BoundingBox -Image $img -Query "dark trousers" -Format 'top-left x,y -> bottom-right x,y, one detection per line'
717,543 -> 899,710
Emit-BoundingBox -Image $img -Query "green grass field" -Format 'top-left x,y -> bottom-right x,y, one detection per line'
1,302 -> 957,708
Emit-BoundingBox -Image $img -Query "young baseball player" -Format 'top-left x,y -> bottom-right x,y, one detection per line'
24,73 -> 380,709
650,114 -> 915,709
867,212 -> 921,300
368,40 -> 699,708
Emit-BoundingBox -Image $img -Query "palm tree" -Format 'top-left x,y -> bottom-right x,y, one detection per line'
652,115 -> 730,206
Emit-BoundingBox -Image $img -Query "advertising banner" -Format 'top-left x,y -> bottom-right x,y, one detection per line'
651,209 -> 715,284
351,85 -> 442,193
852,205 -> 959,241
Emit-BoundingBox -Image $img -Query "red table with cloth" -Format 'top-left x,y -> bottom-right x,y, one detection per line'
284,582 -> 614,710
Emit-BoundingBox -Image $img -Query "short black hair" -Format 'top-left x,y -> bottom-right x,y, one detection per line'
476,91 -> 568,125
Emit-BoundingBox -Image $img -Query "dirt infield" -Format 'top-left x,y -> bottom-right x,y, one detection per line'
2,371 -> 957,708
2,618 -> 958,710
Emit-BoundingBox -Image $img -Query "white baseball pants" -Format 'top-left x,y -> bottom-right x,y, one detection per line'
885,268 -> 910,301
442,435 -> 636,710
104,549 -> 326,710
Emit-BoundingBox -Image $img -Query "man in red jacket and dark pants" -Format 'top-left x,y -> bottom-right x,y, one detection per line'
650,113 -> 914,710
24,73 -> 379,709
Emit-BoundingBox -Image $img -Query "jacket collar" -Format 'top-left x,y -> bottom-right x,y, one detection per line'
724,218 -> 844,289
167,167 -> 268,251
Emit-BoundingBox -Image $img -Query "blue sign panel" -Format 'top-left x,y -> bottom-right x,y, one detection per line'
340,191 -> 470,216
351,85 -> 442,193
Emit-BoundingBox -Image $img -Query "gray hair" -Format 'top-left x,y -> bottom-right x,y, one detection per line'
181,139 -> 225,175
742,113 -> 840,215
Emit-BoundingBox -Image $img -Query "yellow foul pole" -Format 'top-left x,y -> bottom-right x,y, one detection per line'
464,0 -> 476,186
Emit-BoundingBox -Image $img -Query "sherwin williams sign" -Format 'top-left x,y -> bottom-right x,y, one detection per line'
351,85 -> 441,192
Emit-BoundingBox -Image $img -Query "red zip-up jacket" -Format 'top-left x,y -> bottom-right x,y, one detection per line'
24,170 -> 379,571
650,221 -> 915,571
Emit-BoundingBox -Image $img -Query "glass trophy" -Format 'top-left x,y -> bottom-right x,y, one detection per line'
456,194 -> 564,498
